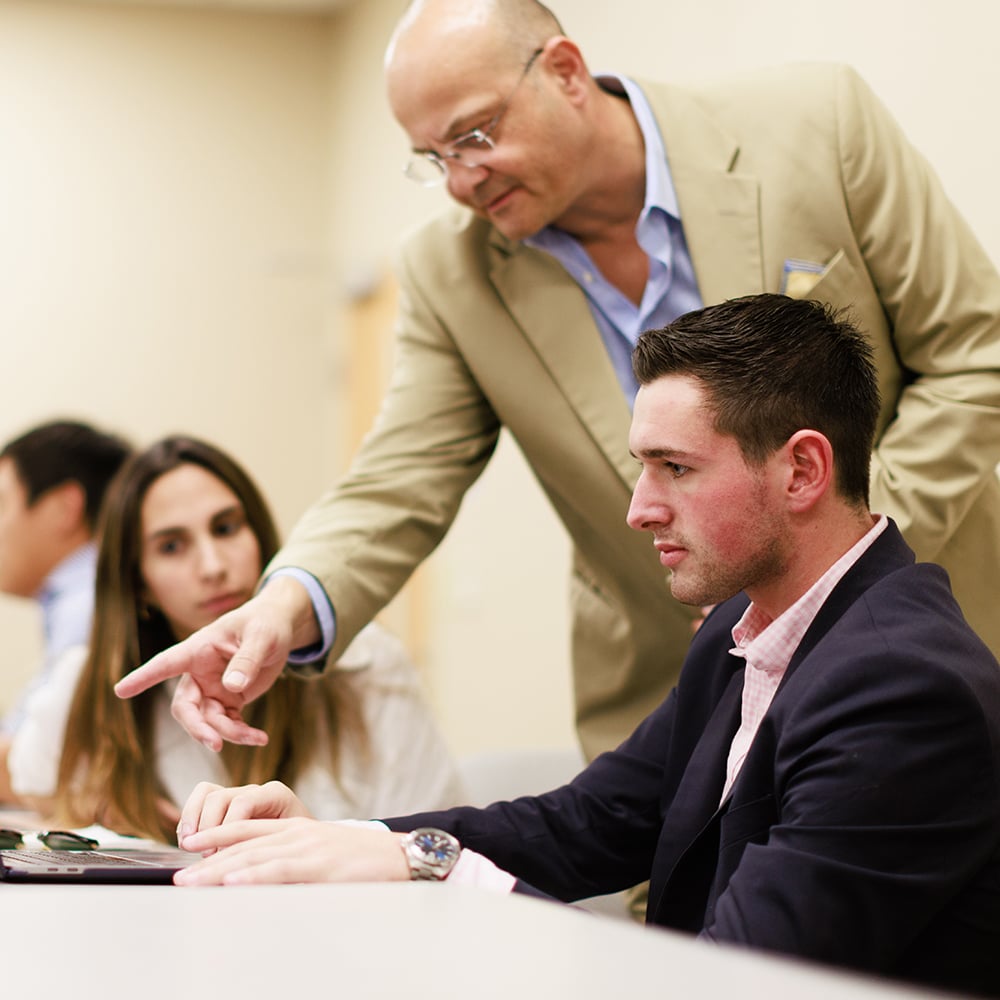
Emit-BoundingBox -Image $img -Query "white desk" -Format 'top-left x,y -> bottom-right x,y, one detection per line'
0,881 -> 946,999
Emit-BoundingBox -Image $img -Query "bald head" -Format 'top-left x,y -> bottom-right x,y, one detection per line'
386,0 -> 566,142
387,0 -> 563,72
383,0 -> 636,242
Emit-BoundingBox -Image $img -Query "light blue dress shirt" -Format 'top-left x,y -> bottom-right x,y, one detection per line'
283,77 -> 703,660
526,75 -> 703,404
1,542 -> 97,734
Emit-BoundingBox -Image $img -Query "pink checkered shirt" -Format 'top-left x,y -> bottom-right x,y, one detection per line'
720,515 -> 887,803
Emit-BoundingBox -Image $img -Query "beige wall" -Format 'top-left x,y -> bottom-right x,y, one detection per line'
1,0 -> 998,757
0,0 -> 339,705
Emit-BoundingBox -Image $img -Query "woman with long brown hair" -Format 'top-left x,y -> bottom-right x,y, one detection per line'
9,435 -> 463,841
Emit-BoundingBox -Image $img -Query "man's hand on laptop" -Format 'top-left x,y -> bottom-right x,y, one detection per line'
114,577 -> 320,751
175,815 -> 408,886
173,780 -> 407,885
177,779 -> 312,846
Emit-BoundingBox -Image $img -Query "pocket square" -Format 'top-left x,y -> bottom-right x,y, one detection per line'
780,258 -> 828,298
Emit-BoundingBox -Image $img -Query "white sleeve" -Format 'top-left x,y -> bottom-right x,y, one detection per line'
339,622 -> 467,816
8,645 -> 88,797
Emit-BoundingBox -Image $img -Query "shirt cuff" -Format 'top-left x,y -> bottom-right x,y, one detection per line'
446,849 -> 517,893
263,568 -> 335,664
358,822 -> 515,893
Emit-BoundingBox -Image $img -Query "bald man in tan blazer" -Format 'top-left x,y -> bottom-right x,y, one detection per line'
267,60 -> 1000,759
118,3 -> 1000,767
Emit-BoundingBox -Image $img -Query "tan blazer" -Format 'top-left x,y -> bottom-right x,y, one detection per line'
274,63 -> 1000,759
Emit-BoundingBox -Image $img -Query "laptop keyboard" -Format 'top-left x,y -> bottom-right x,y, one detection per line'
8,850 -> 153,867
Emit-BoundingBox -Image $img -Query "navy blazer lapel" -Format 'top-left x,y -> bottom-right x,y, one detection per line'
784,521 -> 915,677
648,664 -> 744,922
648,525 -> 914,928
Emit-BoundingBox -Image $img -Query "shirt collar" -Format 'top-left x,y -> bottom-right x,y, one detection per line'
526,74 -> 680,255
730,515 -> 889,674
37,541 -> 97,605
598,74 -> 680,224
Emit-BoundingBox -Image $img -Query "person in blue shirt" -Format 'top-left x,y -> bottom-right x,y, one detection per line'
0,418 -> 130,802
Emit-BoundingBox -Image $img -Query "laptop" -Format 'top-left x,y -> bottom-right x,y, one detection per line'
0,845 -> 194,884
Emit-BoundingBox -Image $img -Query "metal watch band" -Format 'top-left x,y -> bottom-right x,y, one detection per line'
401,827 -> 461,881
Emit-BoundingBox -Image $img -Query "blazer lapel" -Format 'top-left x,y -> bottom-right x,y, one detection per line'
640,80 -> 765,306
784,520 -> 915,679
481,79 -> 766,488
488,235 -> 636,487
648,668 -> 744,922
648,524 -> 914,928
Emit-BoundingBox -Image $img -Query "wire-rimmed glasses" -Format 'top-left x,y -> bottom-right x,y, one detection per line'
403,47 -> 544,187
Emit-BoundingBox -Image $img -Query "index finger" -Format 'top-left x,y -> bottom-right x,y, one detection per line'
114,642 -> 190,699
181,818 -> 286,855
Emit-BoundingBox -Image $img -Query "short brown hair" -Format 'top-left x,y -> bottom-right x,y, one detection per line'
633,294 -> 880,505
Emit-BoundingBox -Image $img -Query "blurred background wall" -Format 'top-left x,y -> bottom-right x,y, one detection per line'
1,0 -> 997,758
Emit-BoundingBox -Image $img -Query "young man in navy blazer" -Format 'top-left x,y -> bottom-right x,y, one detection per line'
171,294 -> 1000,997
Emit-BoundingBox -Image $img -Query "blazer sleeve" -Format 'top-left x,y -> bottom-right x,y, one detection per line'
381,689 -> 680,901
266,233 -> 502,661
835,65 -> 1000,562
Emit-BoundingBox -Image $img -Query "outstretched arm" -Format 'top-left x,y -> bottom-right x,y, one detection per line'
114,576 -> 321,750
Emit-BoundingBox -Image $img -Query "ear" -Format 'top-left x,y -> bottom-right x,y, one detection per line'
41,480 -> 89,537
539,36 -> 589,101
781,429 -> 833,513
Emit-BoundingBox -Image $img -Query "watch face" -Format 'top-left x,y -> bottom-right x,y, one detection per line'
405,827 -> 460,879
414,830 -> 455,861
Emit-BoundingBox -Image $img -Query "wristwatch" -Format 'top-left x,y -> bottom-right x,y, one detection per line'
400,827 -> 461,880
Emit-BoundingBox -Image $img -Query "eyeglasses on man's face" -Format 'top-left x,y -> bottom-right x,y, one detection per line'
404,47 -> 544,187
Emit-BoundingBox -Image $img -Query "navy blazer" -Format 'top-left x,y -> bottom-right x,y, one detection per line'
385,523 -> 1000,996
